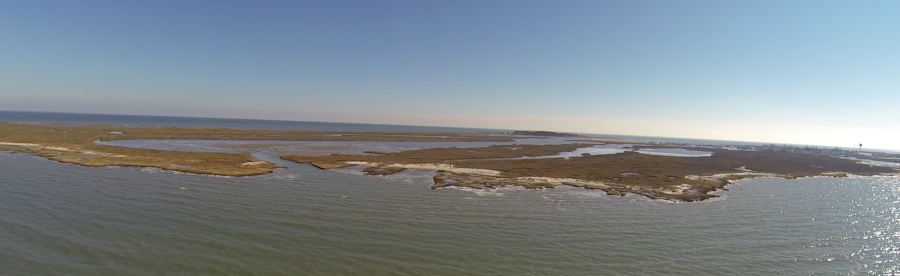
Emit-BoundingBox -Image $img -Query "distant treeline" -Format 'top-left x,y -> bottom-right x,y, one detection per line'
511,131 -> 581,137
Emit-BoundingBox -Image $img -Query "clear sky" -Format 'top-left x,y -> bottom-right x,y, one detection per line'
1,1 -> 898,149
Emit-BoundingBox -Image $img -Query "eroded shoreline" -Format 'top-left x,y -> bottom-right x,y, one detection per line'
280,143 -> 898,201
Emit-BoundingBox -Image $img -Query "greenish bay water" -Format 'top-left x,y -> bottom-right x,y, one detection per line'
1,112 -> 899,275
1,153 -> 898,275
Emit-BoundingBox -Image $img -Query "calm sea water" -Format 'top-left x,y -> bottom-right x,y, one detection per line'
1,153 -> 897,275
1,112 -> 899,275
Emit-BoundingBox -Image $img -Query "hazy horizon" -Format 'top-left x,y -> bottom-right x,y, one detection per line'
2,1 -> 898,150
3,109 -> 895,152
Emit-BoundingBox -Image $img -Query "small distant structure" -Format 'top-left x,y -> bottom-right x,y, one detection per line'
859,143 -> 863,152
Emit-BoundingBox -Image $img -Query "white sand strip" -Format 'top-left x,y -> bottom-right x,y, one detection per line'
344,161 -> 502,176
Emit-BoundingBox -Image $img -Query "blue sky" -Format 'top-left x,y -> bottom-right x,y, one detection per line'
2,1 -> 899,149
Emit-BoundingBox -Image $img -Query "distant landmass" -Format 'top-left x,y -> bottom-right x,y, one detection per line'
511,131 -> 581,137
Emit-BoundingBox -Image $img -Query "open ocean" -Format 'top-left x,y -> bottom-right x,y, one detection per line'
1,111 -> 898,275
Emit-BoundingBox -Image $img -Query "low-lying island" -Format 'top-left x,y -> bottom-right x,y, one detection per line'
1,123 -> 895,201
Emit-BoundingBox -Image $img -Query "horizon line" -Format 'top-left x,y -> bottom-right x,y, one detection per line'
0,109 -> 892,152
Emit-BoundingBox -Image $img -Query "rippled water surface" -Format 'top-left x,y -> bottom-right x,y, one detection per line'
1,153 -> 898,275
